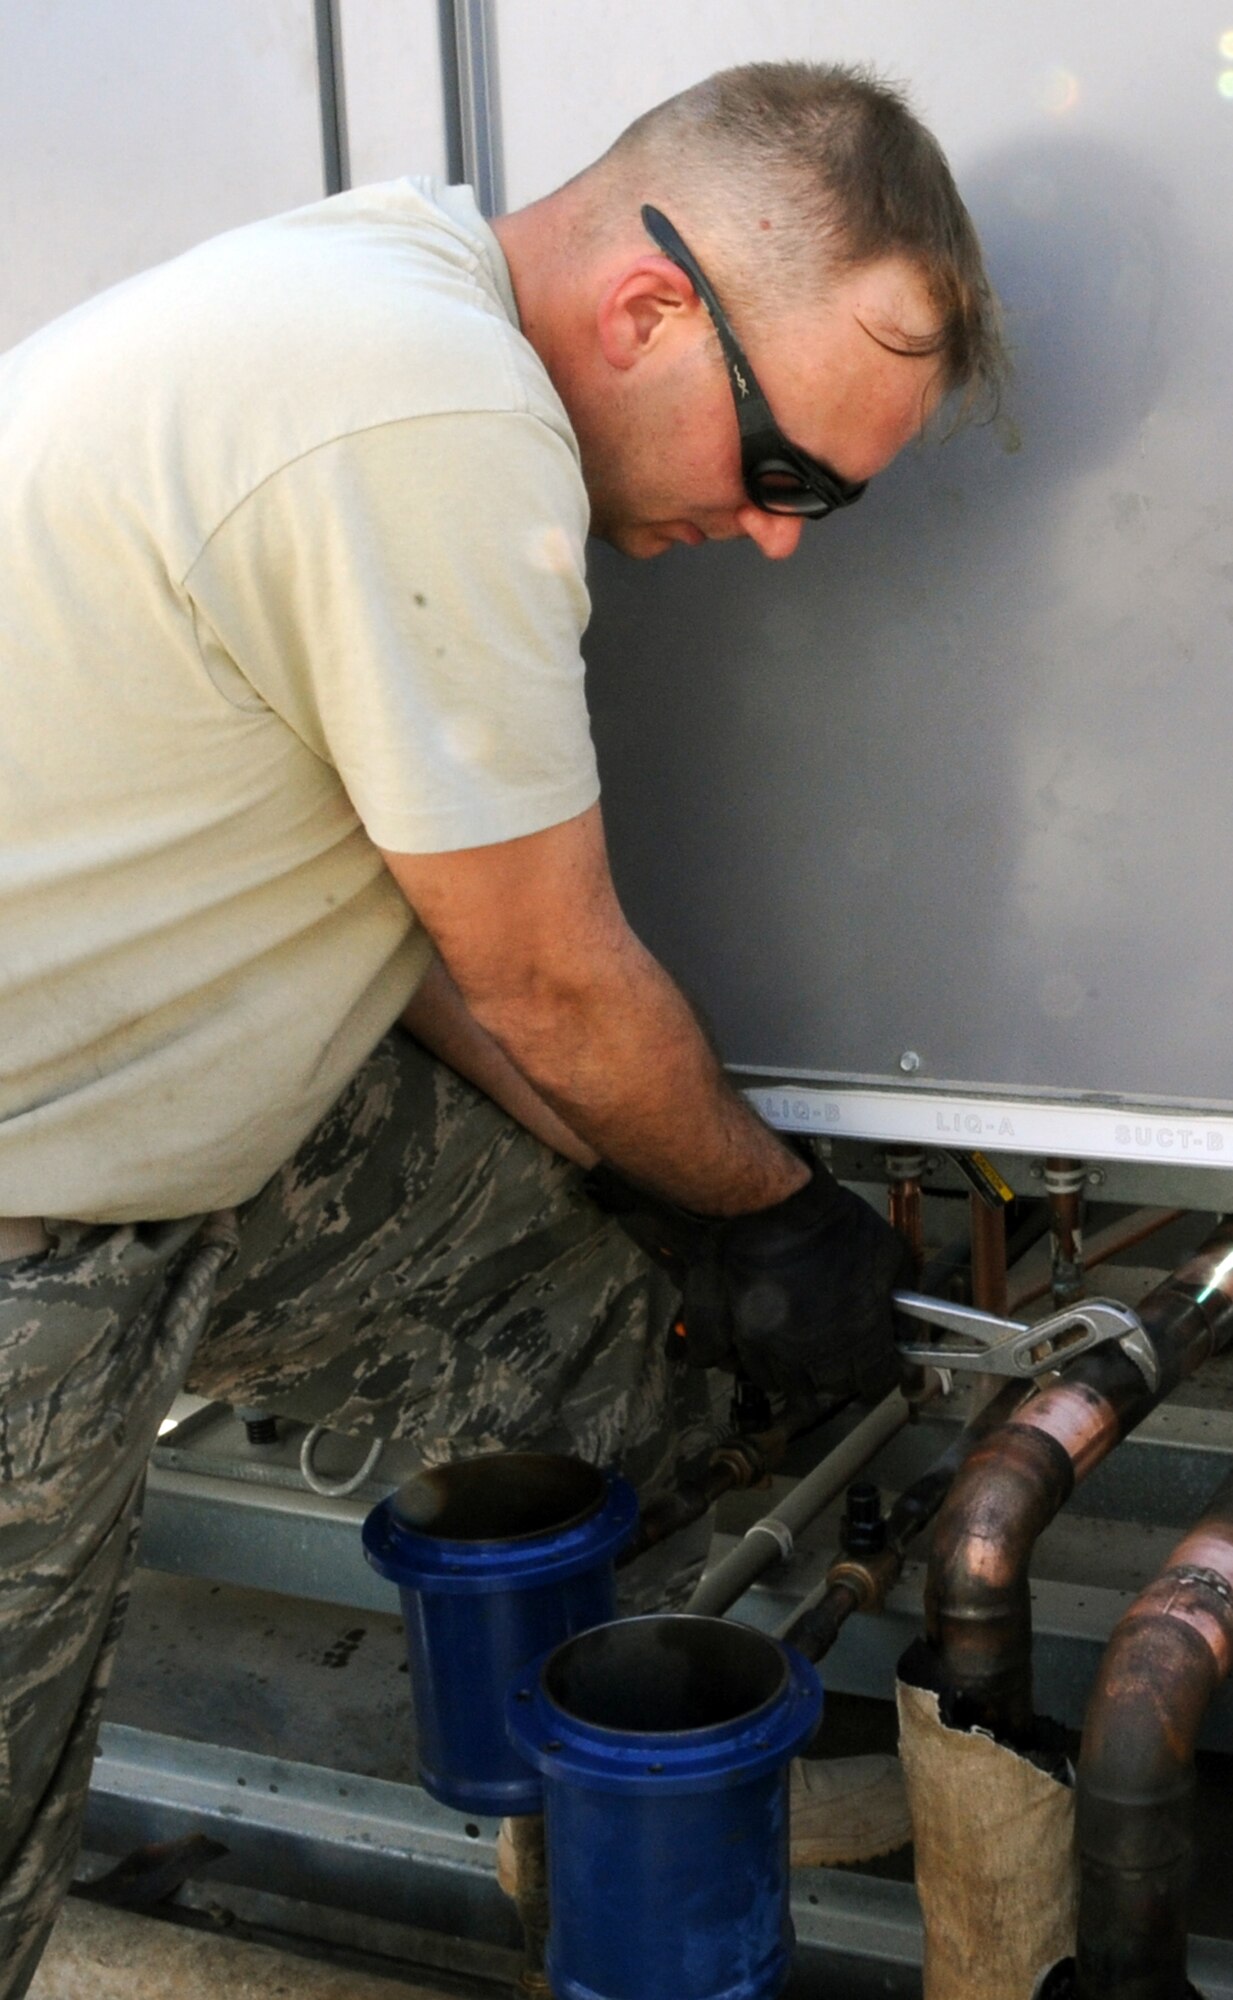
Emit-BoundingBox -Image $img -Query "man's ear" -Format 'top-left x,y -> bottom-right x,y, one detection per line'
595,256 -> 698,371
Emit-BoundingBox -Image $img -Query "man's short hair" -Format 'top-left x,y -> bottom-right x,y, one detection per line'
591,61 -> 1006,421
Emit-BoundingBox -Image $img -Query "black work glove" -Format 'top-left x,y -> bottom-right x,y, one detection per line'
581,1161 -> 734,1368
581,1161 -> 719,1291
583,1158 -> 912,1401
711,1166 -> 912,1403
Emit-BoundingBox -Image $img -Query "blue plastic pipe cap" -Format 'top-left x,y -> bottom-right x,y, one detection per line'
363,1452 -> 638,1814
507,1614 -> 823,2000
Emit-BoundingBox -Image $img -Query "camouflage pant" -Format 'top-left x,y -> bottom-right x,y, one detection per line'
0,1030 -> 711,1999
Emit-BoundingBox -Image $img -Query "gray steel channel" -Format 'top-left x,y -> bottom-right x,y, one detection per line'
141,1394 -> 1233,1748
84,1724 -> 515,1950
141,1462 -> 392,1614
82,1724 -> 1233,1998
438,0 -> 504,217
312,0 -> 350,194
83,1724 -> 924,1986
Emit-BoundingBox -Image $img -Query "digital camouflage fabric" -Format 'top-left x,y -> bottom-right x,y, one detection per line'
0,1031 -> 710,1999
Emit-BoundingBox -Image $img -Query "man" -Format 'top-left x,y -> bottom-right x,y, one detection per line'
0,60 -> 1004,1994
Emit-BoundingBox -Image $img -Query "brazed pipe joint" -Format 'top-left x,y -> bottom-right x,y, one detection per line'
892,1224 -> 1233,2000
785,1380 -> 1033,1670
924,1422 -> 1077,1737
924,1221 -> 1233,1739
1062,1470 -> 1233,1999
824,1545 -> 902,1617
1137,1229 -> 1233,1398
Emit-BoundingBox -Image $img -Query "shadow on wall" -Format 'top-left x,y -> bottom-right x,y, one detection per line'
960,129 -> 1177,482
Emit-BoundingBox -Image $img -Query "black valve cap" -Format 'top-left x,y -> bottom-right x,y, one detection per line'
841,1481 -> 886,1556
730,1375 -> 775,1435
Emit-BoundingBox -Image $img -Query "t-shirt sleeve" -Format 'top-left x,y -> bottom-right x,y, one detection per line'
183,410 -> 600,853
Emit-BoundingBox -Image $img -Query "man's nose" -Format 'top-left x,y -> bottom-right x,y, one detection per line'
735,505 -> 806,560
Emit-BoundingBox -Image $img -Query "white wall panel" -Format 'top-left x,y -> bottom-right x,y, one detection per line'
0,0 -> 325,350
338,0 -> 449,186
493,0 -> 1219,205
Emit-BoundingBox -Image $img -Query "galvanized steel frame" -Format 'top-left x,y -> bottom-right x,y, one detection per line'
83,1721 -> 1233,1996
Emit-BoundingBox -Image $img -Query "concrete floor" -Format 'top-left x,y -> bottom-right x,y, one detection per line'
30,1899 -> 462,2000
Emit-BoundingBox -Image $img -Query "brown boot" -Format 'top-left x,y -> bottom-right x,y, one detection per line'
789,1754 -> 912,1868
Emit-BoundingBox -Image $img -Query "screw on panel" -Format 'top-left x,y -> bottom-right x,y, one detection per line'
899,1051 -> 922,1074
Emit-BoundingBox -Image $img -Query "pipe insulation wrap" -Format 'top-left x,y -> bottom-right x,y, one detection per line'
897,1677 -> 1077,2000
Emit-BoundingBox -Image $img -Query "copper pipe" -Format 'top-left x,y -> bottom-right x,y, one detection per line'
1045,1156 -> 1086,1306
1009,1205 -> 1187,1313
1068,1471 -> 1233,1999
788,1379 -> 1032,1665
924,1220 -> 1233,1741
887,1149 -> 926,1279
969,1193 -> 1009,1318
792,1574 -> 864,1662
621,1395 -> 836,1563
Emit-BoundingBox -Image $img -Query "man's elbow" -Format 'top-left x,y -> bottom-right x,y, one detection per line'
463,966 -> 596,1074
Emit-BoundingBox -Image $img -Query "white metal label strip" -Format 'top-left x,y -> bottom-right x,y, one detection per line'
745,1083 -> 1233,1168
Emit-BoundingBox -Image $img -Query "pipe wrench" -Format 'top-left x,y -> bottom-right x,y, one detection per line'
892,1290 -> 1160,1393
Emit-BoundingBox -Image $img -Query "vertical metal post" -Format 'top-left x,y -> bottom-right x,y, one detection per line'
313,0 -> 350,195
438,0 -> 505,216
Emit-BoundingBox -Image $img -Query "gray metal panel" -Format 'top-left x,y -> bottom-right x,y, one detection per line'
446,0 -> 505,218
498,4 -> 1233,1127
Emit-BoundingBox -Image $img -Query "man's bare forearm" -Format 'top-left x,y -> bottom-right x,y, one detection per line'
401,959 -> 599,1170
379,811 -> 807,1217
467,931 -> 807,1215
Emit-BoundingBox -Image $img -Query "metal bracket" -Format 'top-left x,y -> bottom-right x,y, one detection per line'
894,1291 -> 1161,1394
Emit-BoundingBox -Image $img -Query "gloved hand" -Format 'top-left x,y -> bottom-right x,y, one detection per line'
581,1160 -> 719,1292
583,1157 -> 912,1401
709,1164 -> 913,1402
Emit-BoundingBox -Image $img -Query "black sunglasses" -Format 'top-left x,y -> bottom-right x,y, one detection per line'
641,204 -> 868,521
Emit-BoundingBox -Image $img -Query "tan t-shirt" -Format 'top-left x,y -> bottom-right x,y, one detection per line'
0,180 -> 599,1221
